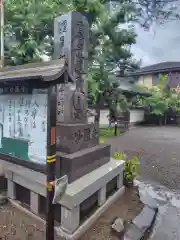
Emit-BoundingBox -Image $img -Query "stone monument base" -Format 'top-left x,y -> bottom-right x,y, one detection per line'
1,158 -> 124,240
56,144 -> 110,183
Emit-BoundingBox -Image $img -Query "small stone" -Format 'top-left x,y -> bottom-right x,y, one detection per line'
171,197 -> 180,208
132,206 -> 156,233
112,217 -> 124,233
0,194 -> 8,205
124,224 -> 143,240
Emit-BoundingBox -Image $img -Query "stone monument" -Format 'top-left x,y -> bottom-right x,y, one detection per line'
0,12 -> 125,240
54,12 -> 111,182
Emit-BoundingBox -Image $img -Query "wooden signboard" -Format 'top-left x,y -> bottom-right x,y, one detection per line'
0,58 -> 67,171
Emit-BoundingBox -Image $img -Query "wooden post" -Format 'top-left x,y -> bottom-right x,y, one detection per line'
46,85 -> 57,240
0,0 -> 4,68
114,121 -> 118,136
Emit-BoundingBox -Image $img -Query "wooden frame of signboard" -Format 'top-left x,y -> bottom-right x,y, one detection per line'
0,58 -> 71,172
0,58 -> 72,240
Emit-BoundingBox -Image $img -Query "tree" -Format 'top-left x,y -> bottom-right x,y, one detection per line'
95,2 -> 139,74
88,61 -> 110,123
4,0 -> 139,127
88,1 -> 138,124
136,0 -> 180,29
4,0 -> 178,66
142,74 -> 180,124
4,0 -> 105,65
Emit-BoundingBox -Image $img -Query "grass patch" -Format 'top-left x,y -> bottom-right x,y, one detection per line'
100,127 -> 120,138
99,137 -> 106,144
99,127 -> 120,144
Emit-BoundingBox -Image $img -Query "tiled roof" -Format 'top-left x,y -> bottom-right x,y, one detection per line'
0,58 -> 71,82
109,74 -> 151,96
129,62 -> 180,76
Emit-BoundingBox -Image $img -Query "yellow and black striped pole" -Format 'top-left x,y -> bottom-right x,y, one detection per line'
46,85 -> 57,240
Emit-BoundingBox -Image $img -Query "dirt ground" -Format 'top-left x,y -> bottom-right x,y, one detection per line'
0,203 -> 46,240
80,187 -> 143,240
0,187 -> 142,240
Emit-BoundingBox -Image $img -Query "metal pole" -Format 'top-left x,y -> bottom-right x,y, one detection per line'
0,0 -> 4,68
114,121 -> 117,136
46,85 -> 57,240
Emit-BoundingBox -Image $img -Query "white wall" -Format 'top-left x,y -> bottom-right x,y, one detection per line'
100,110 -> 109,126
88,109 -> 109,126
130,109 -> 144,124
88,109 -> 145,125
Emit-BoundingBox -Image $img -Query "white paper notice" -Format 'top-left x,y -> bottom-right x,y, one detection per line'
28,93 -> 48,164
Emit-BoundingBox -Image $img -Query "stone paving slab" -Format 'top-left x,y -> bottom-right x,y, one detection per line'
123,224 -> 143,240
150,204 -> 180,240
133,206 -> 156,232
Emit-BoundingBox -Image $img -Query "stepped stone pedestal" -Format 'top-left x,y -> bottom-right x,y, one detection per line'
56,80 -> 112,183
56,120 -> 111,183
2,158 -> 125,240
56,144 -> 110,183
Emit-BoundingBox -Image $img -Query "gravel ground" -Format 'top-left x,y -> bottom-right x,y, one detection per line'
107,126 -> 180,190
0,187 -> 143,240
0,203 -> 46,240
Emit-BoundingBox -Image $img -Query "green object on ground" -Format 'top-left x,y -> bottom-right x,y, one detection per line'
112,151 -> 140,181
99,137 -> 105,144
100,127 -> 120,138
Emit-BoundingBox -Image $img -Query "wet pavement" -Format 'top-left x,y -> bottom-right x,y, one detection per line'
107,126 -> 180,189
150,204 -> 180,240
136,179 -> 180,240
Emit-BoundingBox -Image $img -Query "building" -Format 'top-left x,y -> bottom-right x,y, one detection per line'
129,62 -> 180,89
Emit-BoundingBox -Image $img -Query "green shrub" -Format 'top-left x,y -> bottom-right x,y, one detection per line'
112,151 -> 140,181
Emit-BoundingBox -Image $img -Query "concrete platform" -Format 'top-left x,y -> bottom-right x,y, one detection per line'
1,158 -> 125,239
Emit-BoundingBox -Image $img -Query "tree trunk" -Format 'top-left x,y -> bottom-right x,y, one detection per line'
95,94 -> 103,127
95,107 -> 100,124
159,116 -> 163,125
114,122 -> 118,136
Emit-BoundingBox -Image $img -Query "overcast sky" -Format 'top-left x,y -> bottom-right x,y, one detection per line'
131,20 -> 180,66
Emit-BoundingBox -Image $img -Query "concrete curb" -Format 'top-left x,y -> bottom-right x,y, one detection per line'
8,198 -> 46,225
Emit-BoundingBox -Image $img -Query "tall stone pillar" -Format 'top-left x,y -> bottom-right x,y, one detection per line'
54,12 -> 110,183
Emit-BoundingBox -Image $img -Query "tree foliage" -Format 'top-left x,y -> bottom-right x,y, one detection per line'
88,0 -> 138,117
4,0 -> 178,66
142,74 -> 169,116
136,0 -> 180,29
4,0 -> 140,126
4,0 -> 105,65
142,74 -> 180,121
